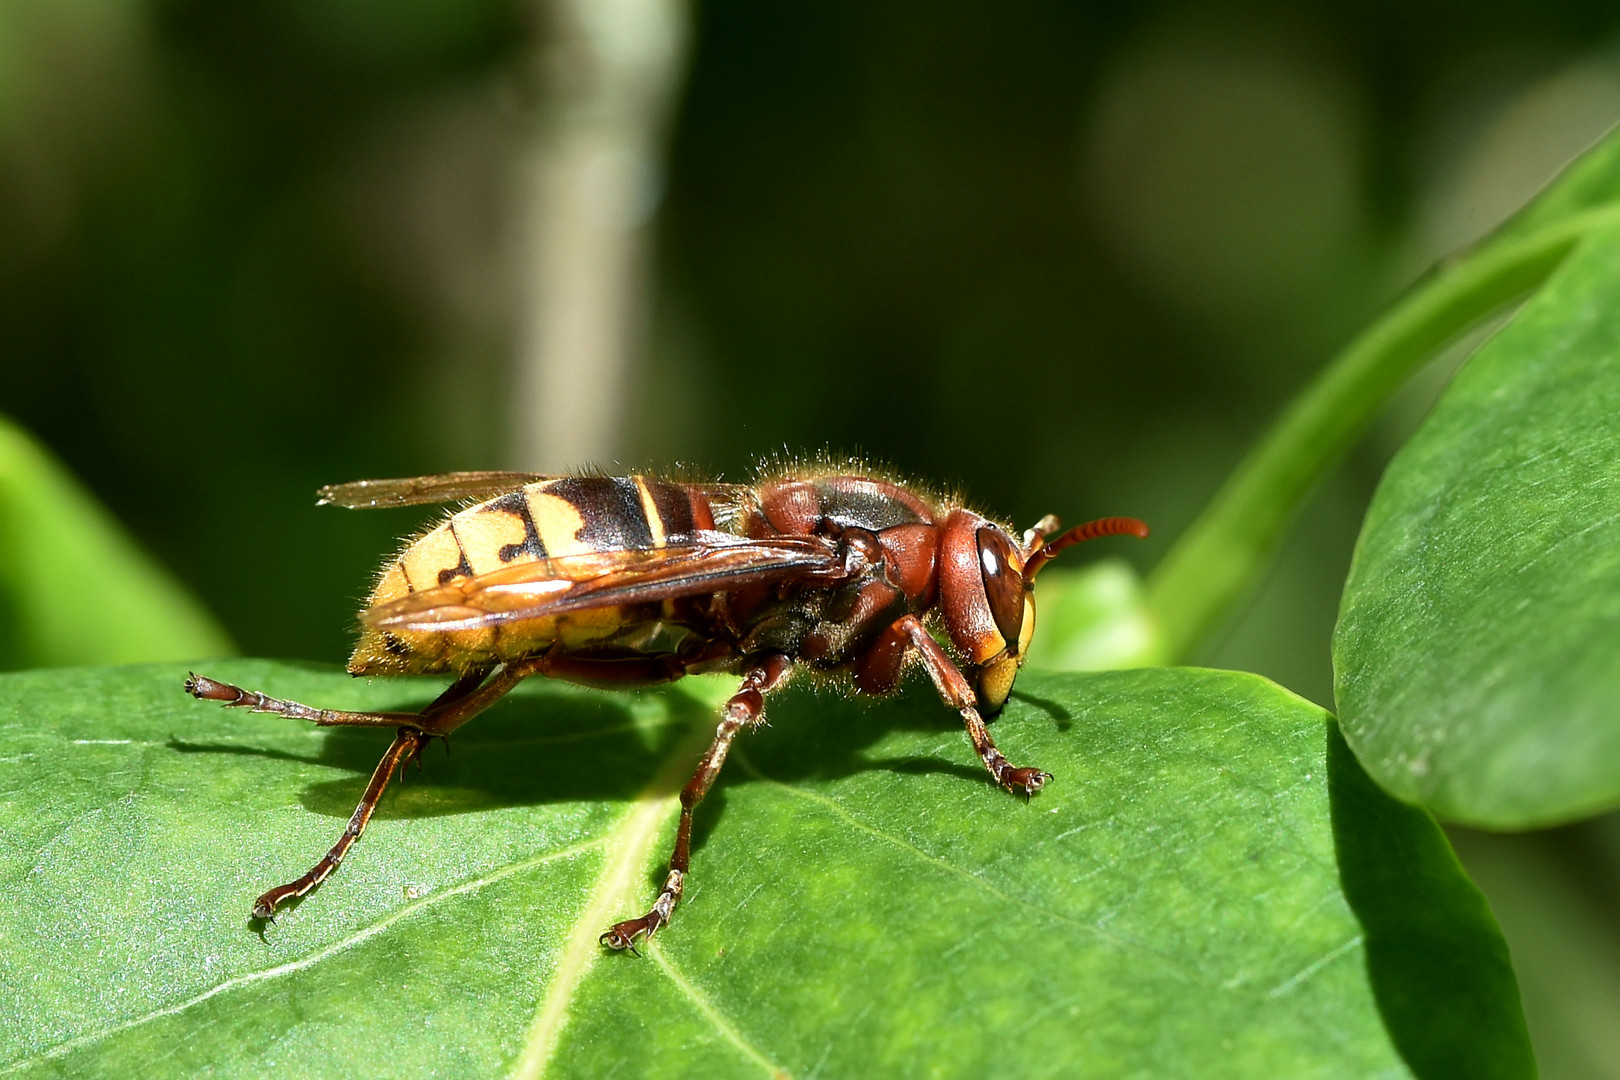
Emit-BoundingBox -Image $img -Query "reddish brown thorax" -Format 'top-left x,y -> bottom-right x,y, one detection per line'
737,476 -> 1040,714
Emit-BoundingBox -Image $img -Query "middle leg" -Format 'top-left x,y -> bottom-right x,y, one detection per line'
600,653 -> 792,953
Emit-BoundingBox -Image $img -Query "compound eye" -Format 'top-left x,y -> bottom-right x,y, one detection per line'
975,527 -> 1025,650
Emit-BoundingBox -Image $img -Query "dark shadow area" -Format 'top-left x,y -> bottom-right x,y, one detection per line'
170,679 -> 712,818
729,680 -> 984,788
685,786 -> 728,863
1328,721 -> 1536,1080
633,675 -> 1031,888
1007,688 -> 1073,732
168,738 -> 327,767
167,670 -> 1043,885
729,675 -> 1071,800
303,685 -> 675,817
854,755 -> 988,786
680,678 -> 1024,884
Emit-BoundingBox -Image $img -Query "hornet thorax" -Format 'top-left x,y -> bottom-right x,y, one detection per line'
725,475 -> 944,667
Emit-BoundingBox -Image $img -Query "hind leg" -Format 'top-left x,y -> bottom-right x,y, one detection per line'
186,663 -> 501,737
187,661 -> 536,917
248,726 -> 426,918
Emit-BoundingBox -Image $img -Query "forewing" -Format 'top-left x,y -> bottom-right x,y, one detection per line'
363,533 -> 840,631
319,472 -> 755,511
316,472 -> 561,509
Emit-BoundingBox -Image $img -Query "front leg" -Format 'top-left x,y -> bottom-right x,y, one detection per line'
600,653 -> 792,953
889,615 -> 1051,798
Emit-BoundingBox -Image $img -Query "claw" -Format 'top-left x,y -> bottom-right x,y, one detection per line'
396,732 -> 436,781
1001,766 -> 1052,800
601,918 -> 652,955
185,673 -> 237,703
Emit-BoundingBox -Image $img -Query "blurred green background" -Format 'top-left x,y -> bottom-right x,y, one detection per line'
3,0 -> 1618,1073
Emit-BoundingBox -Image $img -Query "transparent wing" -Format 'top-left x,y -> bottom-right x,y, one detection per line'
317,472 -> 562,509
363,532 -> 841,632
318,472 -> 755,510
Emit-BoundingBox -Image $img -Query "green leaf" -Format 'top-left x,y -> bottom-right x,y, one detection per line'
0,662 -> 1526,1078
1335,224 -> 1620,829
0,417 -> 233,669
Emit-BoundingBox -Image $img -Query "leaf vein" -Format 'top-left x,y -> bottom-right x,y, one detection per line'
648,941 -> 790,1078
0,837 -> 607,1075
1266,934 -> 1364,998
509,717 -> 715,1080
733,751 -> 1207,983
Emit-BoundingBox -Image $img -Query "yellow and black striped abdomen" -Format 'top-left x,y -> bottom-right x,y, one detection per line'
347,476 -> 716,676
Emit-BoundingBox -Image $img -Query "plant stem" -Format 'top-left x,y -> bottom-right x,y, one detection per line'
1145,208 -> 1620,663
510,0 -> 691,471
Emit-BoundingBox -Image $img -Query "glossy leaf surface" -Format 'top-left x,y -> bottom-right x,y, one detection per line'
1335,226 -> 1620,827
0,663 -> 1526,1078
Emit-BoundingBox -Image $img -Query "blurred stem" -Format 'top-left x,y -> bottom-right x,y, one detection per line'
510,0 -> 690,470
1146,206 -> 1620,663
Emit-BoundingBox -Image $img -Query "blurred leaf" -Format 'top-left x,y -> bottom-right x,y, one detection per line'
1334,225 -> 1620,828
0,416 -> 233,669
0,662 -> 1526,1078
1022,558 -> 1164,671
1148,125 -> 1620,663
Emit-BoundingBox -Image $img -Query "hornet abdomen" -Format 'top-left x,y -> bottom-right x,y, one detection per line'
349,476 -> 717,676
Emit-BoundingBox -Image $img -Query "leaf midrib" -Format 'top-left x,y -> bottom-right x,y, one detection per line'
512,715 -> 718,1080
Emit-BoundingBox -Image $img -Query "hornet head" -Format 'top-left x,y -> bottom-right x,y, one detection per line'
936,510 -> 1148,715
